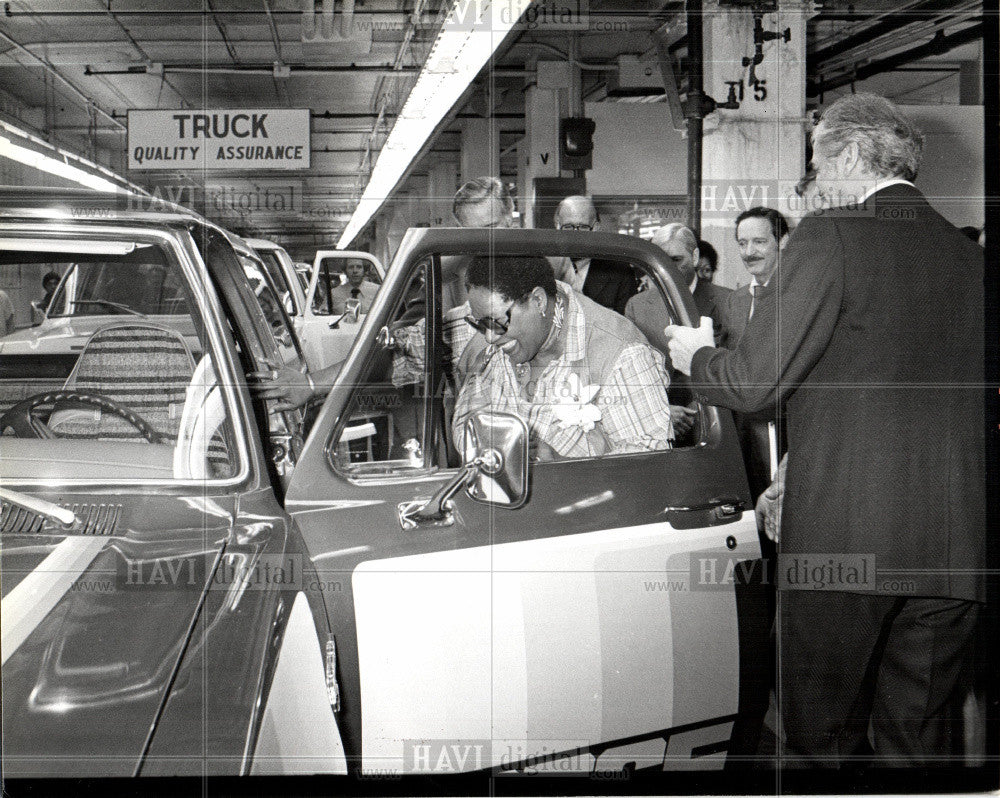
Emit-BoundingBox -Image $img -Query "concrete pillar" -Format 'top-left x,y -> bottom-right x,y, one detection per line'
959,45 -> 982,105
407,174 -> 431,228
517,61 -> 574,228
460,118 -> 499,184
700,0 -> 817,289
428,159 -> 459,225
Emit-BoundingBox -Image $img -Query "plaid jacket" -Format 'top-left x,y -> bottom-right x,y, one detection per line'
454,283 -> 674,458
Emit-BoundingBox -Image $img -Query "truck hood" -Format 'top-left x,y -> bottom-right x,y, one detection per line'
0,493 -> 234,777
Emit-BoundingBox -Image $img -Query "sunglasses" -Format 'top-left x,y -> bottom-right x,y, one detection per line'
464,291 -> 531,336
559,223 -> 594,231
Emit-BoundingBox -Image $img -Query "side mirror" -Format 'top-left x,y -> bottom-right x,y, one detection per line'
29,300 -> 46,326
396,411 -> 529,530
329,298 -> 362,329
344,297 -> 362,322
462,411 -> 529,508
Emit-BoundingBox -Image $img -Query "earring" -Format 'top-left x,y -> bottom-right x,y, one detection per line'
539,306 -> 546,317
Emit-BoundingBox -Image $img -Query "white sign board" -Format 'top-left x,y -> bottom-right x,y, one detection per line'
127,109 -> 310,171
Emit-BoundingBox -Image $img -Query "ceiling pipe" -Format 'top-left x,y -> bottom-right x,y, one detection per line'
808,22 -> 983,96
320,0 -> 335,40
84,64 -> 419,76
817,7 -> 981,73
301,0 -> 316,40
810,0 -> 963,69
0,29 -> 124,130
341,0 -> 355,37
262,0 -> 284,64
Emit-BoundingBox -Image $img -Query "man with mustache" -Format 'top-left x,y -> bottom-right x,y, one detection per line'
725,206 -> 789,501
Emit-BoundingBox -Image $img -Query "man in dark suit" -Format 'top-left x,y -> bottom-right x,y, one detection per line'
553,195 -> 638,316
726,207 -> 790,502
625,223 -> 732,437
666,93 -> 985,768
626,223 -> 733,354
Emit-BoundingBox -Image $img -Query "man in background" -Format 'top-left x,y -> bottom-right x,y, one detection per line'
696,239 -> 719,283
726,206 -> 789,501
625,223 -> 732,438
552,195 -> 638,315
329,259 -> 379,314
626,223 -> 732,354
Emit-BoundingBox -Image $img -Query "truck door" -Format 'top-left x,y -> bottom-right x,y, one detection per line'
285,234 -> 764,777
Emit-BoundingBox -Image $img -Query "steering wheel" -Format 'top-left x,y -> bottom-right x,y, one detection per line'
0,390 -> 165,444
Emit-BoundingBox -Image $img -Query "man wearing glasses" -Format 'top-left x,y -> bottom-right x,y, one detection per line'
552,195 -> 638,315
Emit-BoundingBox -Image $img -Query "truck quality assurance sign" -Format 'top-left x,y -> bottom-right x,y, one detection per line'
127,109 -> 310,171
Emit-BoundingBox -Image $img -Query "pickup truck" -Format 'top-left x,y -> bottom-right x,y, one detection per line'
1,190 -> 764,781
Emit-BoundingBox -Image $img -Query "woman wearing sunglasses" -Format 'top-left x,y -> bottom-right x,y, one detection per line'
453,255 -> 675,460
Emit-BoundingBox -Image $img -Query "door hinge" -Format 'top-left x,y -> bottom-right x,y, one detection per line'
325,634 -> 341,713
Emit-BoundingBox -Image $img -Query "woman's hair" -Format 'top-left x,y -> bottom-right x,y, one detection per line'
42,271 -> 60,288
465,256 -> 556,301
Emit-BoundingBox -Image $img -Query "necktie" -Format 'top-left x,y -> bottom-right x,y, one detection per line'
748,284 -> 758,320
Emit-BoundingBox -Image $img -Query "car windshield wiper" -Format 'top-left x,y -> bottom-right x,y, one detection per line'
70,299 -> 145,317
0,487 -> 77,528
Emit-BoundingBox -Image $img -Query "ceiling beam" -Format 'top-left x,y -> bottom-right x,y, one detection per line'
808,22 -> 983,96
810,0 -> 969,68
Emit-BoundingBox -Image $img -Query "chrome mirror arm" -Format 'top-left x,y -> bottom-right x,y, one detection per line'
397,452 -> 500,531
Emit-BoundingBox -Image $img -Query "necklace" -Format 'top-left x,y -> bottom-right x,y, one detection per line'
538,293 -> 566,354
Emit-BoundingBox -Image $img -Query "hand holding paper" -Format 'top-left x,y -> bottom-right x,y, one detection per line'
663,316 -> 715,376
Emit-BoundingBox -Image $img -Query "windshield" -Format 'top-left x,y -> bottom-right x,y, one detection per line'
312,257 -> 381,315
0,237 -> 240,483
48,249 -> 189,318
255,249 -> 298,314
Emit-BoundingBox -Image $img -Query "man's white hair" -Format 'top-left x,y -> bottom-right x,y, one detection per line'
651,223 -> 698,255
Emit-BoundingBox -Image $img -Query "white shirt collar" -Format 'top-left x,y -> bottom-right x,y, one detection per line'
859,177 -> 915,204
750,276 -> 769,289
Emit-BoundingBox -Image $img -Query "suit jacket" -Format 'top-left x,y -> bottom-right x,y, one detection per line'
625,278 -> 732,357
724,283 -> 786,501
626,278 -> 732,406
556,257 -> 638,316
693,279 -> 734,349
723,284 -> 754,344
691,184 -> 985,601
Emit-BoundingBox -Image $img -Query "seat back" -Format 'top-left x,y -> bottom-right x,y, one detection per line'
49,323 -> 195,442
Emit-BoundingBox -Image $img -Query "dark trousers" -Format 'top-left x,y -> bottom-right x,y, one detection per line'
775,591 -> 979,768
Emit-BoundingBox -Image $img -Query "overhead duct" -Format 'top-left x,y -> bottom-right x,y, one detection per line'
808,23 -> 983,96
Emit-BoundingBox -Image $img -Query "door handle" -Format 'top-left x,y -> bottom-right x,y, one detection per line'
663,497 -> 746,527
663,497 -> 745,514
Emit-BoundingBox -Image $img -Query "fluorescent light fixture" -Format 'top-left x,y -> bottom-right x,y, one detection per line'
0,133 -> 121,192
0,120 -> 137,194
337,0 -> 534,247
0,239 -> 138,255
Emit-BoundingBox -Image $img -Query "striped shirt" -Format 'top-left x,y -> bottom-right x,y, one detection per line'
454,282 -> 674,459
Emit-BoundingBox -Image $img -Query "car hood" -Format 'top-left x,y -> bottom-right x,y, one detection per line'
0,493 -> 235,777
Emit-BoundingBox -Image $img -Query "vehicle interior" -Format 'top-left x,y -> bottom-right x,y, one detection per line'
327,252 -> 708,480
0,241 -> 239,482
